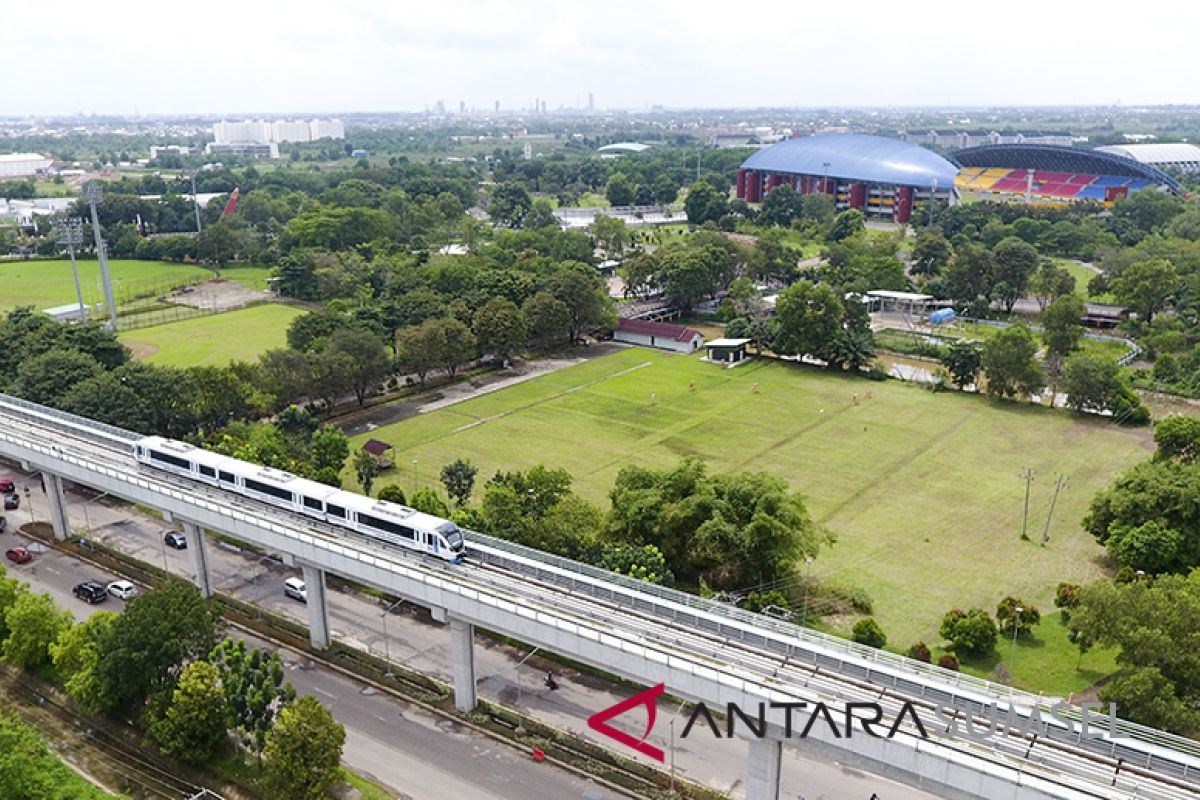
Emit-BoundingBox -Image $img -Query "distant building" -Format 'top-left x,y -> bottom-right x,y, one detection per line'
213,120 -> 271,144
149,145 -> 195,160
205,142 -> 279,159
704,338 -> 751,365
0,153 -> 54,178
598,142 -> 651,158
271,120 -> 312,143
309,119 -> 345,141
613,319 -> 704,354
1095,143 -> 1200,174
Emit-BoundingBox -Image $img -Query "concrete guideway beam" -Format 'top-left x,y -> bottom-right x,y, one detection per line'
301,562 -> 331,649
449,617 -> 477,712
182,521 -> 212,598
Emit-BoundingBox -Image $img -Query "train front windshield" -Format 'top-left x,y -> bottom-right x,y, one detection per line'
438,522 -> 465,551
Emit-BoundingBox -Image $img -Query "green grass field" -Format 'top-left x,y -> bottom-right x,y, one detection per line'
1057,259 -> 1115,303
350,348 -> 1150,689
119,303 -> 304,366
0,259 -> 213,312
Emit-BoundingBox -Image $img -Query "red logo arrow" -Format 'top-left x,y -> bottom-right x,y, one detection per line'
587,683 -> 665,762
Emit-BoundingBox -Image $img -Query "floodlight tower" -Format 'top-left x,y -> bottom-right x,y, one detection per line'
82,182 -> 119,331
57,217 -> 87,322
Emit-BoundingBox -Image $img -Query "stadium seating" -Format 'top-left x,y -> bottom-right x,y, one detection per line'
955,166 -> 1149,202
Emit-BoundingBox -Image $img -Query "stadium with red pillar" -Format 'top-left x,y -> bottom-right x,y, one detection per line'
736,134 -> 959,223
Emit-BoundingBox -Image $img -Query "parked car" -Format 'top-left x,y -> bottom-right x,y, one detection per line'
5,547 -> 31,564
163,531 -> 187,549
3,494 -> 18,510
0,516 -> 7,533
283,576 -> 307,603
73,581 -> 108,604
0,478 -> 14,494
107,580 -> 137,600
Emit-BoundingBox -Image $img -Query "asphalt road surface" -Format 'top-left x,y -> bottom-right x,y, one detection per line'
0,466 -> 940,800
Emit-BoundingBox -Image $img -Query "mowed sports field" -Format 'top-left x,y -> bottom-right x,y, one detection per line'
119,304 -> 305,366
352,347 -> 1152,646
0,259 -> 212,310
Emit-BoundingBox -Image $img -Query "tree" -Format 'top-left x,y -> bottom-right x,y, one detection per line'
548,263 -> 614,343
488,181 -> 532,228
4,593 -> 71,671
605,173 -> 635,207
440,459 -> 478,507
940,340 -> 982,390
309,426 -> 349,475
943,241 -> 994,306
759,184 -> 802,228
980,325 -> 1044,400
991,237 -> 1039,313
524,198 -> 557,230
12,348 -> 103,408
428,317 -> 476,379
376,484 -> 407,505
939,608 -> 998,655
210,637 -> 296,760
684,181 -> 727,226
851,618 -> 887,649
1067,572 -> 1200,734
50,610 -> 117,712
152,661 -> 228,765
394,325 -> 438,386
590,214 -> 630,258
651,173 -> 678,205
657,246 -> 717,313
1107,521 -> 1183,574
907,642 -> 932,662
353,449 -> 378,496
995,597 -> 1040,637
911,229 -> 952,276
1061,351 -> 1123,414
521,291 -> 571,348
473,297 -> 527,363
800,192 -> 835,224
1028,261 -> 1076,311
1041,294 -> 1085,371
1154,416 -> 1200,463
1111,258 -> 1178,322
825,327 -> 876,373
828,209 -> 865,242
261,696 -> 345,800
773,280 -> 843,360
93,580 -> 221,714
0,711 -> 113,800
324,327 -> 390,407
410,487 -> 450,516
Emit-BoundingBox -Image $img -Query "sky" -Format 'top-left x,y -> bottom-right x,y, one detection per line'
4,0 -> 1197,116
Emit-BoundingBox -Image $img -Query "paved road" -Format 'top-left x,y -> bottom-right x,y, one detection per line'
0,466 -> 940,800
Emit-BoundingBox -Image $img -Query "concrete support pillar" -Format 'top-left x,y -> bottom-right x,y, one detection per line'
41,473 -> 70,541
301,563 -> 331,649
182,521 -> 212,598
449,617 -> 477,712
745,737 -> 782,800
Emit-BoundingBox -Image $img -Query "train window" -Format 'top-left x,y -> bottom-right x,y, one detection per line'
327,504 -> 345,518
149,449 -> 190,469
357,513 -> 415,540
199,465 -> 216,478
218,471 -> 235,483
302,496 -> 322,511
243,477 -> 294,502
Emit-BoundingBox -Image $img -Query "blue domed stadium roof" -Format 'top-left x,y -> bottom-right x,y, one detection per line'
741,134 -> 959,190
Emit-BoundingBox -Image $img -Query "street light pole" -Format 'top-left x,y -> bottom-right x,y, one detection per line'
512,646 -> 541,735
58,218 -> 87,321
191,171 -> 203,234
379,598 -> 404,677
1009,606 -> 1024,674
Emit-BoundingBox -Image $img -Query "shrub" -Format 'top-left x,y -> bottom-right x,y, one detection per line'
939,608 -> 998,655
851,617 -> 887,649
995,596 -> 1041,636
937,653 -> 960,671
907,642 -> 932,663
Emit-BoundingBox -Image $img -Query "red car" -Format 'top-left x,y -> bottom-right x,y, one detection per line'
5,547 -> 31,564
0,478 -> 13,494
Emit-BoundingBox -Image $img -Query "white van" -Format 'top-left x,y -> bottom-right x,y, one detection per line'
283,577 -> 307,603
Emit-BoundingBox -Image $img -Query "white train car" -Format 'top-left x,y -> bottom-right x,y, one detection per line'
133,435 -> 465,562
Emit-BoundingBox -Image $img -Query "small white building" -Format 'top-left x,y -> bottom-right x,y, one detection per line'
613,318 -> 704,353
0,153 -> 53,178
704,337 -> 752,365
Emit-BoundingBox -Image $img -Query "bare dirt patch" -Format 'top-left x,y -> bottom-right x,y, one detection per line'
168,278 -> 270,311
124,340 -> 159,360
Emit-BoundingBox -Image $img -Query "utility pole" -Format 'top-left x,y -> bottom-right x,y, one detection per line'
82,182 -> 119,332
58,218 -> 87,322
1019,467 -> 1035,540
191,171 -> 203,233
1042,474 -> 1068,545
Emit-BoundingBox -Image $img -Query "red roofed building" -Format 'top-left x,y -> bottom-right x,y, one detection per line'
613,318 -> 704,354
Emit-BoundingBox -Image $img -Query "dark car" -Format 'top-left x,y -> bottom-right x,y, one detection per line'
163,531 -> 187,550
0,516 -> 7,533
2,494 -> 17,511
5,547 -> 30,564
73,581 -> 108,604
0,478 -> 13,494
